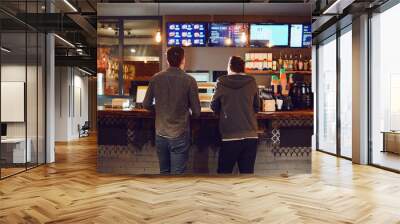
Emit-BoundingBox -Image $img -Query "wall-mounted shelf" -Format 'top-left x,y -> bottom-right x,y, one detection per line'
245,70 -> 311,75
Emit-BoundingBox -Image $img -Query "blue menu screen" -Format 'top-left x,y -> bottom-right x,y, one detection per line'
302,24 -> 312,47
166,23 -> 207,47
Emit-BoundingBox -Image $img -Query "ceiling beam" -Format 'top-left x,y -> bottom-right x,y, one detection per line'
67,13 -> 97,39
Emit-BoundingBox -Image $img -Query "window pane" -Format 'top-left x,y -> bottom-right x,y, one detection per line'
371,4 -> 400,171
340,29 -> 352,158
1,31 -> 28,177
27,31 -> 38,169
38,33 -> 45,165
318,37 -> 337,154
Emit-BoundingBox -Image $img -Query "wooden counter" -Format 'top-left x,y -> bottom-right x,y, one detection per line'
97,108 -> 314,175
97,108 -> 313,120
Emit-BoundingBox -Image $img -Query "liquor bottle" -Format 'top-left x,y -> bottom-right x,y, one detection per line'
278,52 -> 283,70
288,54 -> 293,70
304,56 -> 309,71
293,82 -> 303,109
298,54 -> 304,71
283,54 -> 288,70
293,54 -> 298,71
305,83 -> 313,109
272,60 -> 277,71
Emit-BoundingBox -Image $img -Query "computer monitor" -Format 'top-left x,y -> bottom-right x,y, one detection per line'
136,86 -> 148,104
1,123 -> 7,137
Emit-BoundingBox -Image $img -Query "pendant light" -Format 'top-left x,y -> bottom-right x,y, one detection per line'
224,38 -> 233,46
240,0 -> 247,44
155,1 -> 162,43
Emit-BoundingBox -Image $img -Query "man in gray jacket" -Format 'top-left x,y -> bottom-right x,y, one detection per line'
143,47 -> 201,174
211,56 -> 260,174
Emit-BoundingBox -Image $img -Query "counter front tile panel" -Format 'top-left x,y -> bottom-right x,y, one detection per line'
97,109 -> 313,175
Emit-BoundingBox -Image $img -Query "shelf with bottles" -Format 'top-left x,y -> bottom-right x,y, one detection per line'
245,70 -> 311,75
245,52 -> 311,75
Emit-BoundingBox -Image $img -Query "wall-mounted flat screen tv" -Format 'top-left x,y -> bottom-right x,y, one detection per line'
208,23 -> 249,47
166,23 -> 207,47
290,24 -> 312,48
250,24 -> 289,47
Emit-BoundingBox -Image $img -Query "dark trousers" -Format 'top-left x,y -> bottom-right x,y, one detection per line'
218,139 -> 258,174
155,132 -> 190,175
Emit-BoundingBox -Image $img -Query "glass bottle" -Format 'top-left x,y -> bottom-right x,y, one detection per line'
298,54 -> 304,71
293,54 -> 298,71
278,52 -> 283,70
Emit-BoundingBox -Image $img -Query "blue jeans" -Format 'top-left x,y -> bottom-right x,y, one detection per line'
155,132 -> 190,174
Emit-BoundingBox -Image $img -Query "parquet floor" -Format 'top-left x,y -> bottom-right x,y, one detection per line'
1,135 -> 400,224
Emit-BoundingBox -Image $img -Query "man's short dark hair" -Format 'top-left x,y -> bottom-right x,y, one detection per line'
229,56 -> 245,73
167,47 -> 185,67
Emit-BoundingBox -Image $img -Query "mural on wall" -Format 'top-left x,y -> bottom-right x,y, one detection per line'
97,47 -> 119,96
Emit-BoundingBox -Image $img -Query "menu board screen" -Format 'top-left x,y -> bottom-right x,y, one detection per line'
250,24 -> 289,47
290,24 -> 303,48
166,23 -> 207,47
208,23 -> 249,47
290,24 -> 312,48
302,24 -> 312,47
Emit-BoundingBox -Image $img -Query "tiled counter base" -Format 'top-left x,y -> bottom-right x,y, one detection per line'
97,110 -> 313,175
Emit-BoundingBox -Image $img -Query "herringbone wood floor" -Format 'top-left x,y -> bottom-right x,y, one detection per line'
1,135 -> 400,224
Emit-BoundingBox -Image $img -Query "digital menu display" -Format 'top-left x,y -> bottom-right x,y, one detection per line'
166,23 -> 207,47
302,24 -> 312,47
208,23 -> 249,47
250,24 -> 289,47
290,24 -> 303,48
290,24 -> 312,48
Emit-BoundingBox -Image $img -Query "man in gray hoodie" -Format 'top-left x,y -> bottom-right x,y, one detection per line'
211,56 -> 260,174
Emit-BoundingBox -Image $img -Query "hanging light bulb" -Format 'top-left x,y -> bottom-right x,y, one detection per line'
155,31 -> 162,43
240,31 -> 247,43
155,1 -> 162,43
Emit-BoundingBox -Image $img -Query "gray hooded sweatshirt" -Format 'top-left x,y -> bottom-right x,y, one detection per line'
211,74 -> 260,140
